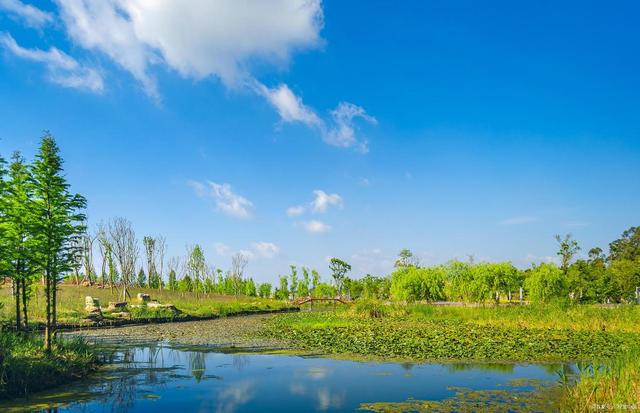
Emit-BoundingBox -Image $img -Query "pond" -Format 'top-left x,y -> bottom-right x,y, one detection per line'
1,340 -> 569,412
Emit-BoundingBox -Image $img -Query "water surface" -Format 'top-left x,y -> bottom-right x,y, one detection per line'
2,341 -> 567,412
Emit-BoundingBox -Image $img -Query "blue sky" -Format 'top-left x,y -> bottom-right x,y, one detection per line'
0,0 -> 639,282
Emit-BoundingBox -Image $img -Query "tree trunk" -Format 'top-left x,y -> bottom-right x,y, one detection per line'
44,265 -> 51,352
52,261 -> 58,344
14,278 -> 21,331
21,278 -> 28,330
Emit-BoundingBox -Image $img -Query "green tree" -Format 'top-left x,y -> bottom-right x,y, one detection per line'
395,248 -> 418,268
4,152 -> 38,329
186,244 -> 206,297
136,268 -> 146,287
143,236 -> 156,289
244,278 -> 257,296
289,265 -> 298,298
311,269 -> 320,294
258,282 -> 272,298
524,263 -> 566,303
555,234 -> 580,275
276,275 -> 289,300
168,269 -> 177,291
298,267 -> 310,297
31,133 -> 86,350
328,258 -> 351,295
608,227 -> 640,262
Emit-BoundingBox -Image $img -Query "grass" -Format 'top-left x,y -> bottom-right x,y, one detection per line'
271,301 -> 640,410
351,300 -> 640,333
0,283 -> 293,325
0,329 -> 97,400
560,349 -> 640,412
266,311 -> 640,362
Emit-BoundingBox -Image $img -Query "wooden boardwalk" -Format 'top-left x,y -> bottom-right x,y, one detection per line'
291,296 -> 352,305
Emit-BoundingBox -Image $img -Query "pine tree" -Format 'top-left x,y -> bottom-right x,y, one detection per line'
31,133 -> 86,350
0,153 -> 10,313
5,152 -> 38,330
168,269 -> 177,291
137,268 -> 146,288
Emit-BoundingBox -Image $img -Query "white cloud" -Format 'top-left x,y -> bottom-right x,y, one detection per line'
54,0 -> 323,99
350,248 -> 394,275
252,242 -> 280,259
311,190 -> 343,213
214,242 -> 231,256
0,32 -> 104,92
499,216 -> 538,225
324,102 -> 377,153
214,241 -> 279,260
524,253 -> 560,265
286,205 -> 306,217
302,220 -> 331,234
257,82 -> 375,151
188,180 -> 252,219
6,1 -> 375,150
0,0 -> 53,27
256,83 -> 322,127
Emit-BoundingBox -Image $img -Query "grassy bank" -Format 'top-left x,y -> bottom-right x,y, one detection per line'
0,284 -> 292,325
560,349 -> 640,412
0,330 -> 97,400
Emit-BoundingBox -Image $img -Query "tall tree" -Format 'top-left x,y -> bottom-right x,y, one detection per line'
31,134 -> 86,350
608,227 -> 640,262
81,228 -> 97,284
0,153 -> 8,308
96,223 -> 109,287
143,236 -> 157,289
395,249 -> 418,268
555,234 -> 580,275
156,235 -> 166,290
329,258 -> 351,295
231,252 -> 248,297
186,244 -> 206,297
108,217 -> 138,302
289,265 -> 298,299
4,152 -> 38,329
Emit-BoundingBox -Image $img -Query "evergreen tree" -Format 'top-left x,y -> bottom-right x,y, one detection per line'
168,269 -> 177,291
31,133 -> 86,350
5,152 -> 37,329
137,268 -> 147,287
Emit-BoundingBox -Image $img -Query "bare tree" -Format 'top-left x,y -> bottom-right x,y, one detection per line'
156,235 -> 166,290
231,252 -> 249,297
109,217 -> 139,301
81,228 -> 98,284
167,256 -> 182,291
97,223 -> 109,287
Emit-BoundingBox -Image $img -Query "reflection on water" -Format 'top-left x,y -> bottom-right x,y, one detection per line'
0,340 -> 570,413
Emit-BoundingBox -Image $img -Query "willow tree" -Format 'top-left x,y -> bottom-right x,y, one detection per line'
31,134 -> 86,350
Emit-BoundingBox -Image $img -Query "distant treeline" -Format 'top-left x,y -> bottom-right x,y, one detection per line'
362,230 -> 640,304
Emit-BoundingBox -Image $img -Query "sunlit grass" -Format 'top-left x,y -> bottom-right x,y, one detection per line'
0,284 -> 291,324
